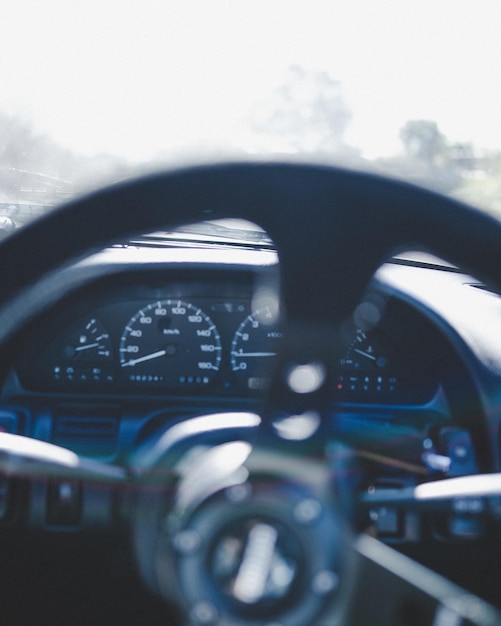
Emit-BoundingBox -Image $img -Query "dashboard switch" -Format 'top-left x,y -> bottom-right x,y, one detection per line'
369,506 -> 401,536
438,427 -> 477,476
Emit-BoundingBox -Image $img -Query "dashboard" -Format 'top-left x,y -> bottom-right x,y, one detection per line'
0,240 -> 494,491
0,243 -> 487,503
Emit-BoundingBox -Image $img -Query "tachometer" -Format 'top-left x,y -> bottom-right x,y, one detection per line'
231,307 -> 283,390
120,299 -> 221,387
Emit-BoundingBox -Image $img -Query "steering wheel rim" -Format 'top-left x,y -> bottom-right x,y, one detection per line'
1,161 -> 501,625
1,161 -> 501,339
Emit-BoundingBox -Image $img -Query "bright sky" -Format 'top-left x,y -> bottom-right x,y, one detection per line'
1,0 -> 501,162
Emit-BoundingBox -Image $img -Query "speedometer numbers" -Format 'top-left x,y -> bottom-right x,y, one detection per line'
231,307 -> 283,390
120,300 -> 222,387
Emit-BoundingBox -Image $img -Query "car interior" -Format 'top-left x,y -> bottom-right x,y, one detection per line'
2,2 -> 501,624
0,162 -> 500,624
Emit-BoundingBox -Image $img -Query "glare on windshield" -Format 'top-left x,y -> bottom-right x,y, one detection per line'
1,0 -> 500,229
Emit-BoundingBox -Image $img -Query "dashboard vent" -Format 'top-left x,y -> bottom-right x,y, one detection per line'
53,416 -> 118,457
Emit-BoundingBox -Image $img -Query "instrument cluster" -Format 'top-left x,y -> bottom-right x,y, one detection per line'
13,272 -> 434,402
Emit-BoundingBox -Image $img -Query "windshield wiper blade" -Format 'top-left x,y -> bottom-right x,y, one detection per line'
125,220 -> 275,249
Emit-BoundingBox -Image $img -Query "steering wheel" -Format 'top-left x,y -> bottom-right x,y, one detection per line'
0,162 -> 500,625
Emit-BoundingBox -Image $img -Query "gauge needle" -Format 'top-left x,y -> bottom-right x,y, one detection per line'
74,342 -> 100,352
121,349 -> 167,367
354,348 -> 376,361
233,351 -> 277,357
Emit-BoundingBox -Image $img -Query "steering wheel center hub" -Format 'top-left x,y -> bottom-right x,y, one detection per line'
152,467 -> 346,626
210,516 -> 301,609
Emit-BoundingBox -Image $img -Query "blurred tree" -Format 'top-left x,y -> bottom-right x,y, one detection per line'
0,111 -> 129,207
399,120 -> 447,165
251,65 -> 358,159
0,113 -> 38,171
452,149 -> 501,219
375,120 -> 460,193
0,112 -> 76,203
383,119 -> 501,209
448,142 -> 476,172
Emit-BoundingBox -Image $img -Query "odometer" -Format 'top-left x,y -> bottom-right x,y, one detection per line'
120,299 -> 221,387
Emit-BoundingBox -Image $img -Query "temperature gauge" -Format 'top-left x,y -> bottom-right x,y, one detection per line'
338,328 -> 398,396
341,329 -> 388,370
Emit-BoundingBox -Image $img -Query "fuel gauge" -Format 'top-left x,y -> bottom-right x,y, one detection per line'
64,318 -> 112,362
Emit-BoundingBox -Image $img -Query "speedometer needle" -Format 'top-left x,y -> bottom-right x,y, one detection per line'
121,349 -> 167,367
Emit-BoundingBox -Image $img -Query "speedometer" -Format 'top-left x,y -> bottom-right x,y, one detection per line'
120,299 -> 221,387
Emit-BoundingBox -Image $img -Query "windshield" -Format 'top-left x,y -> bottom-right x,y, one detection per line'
1,0 -> 501,231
